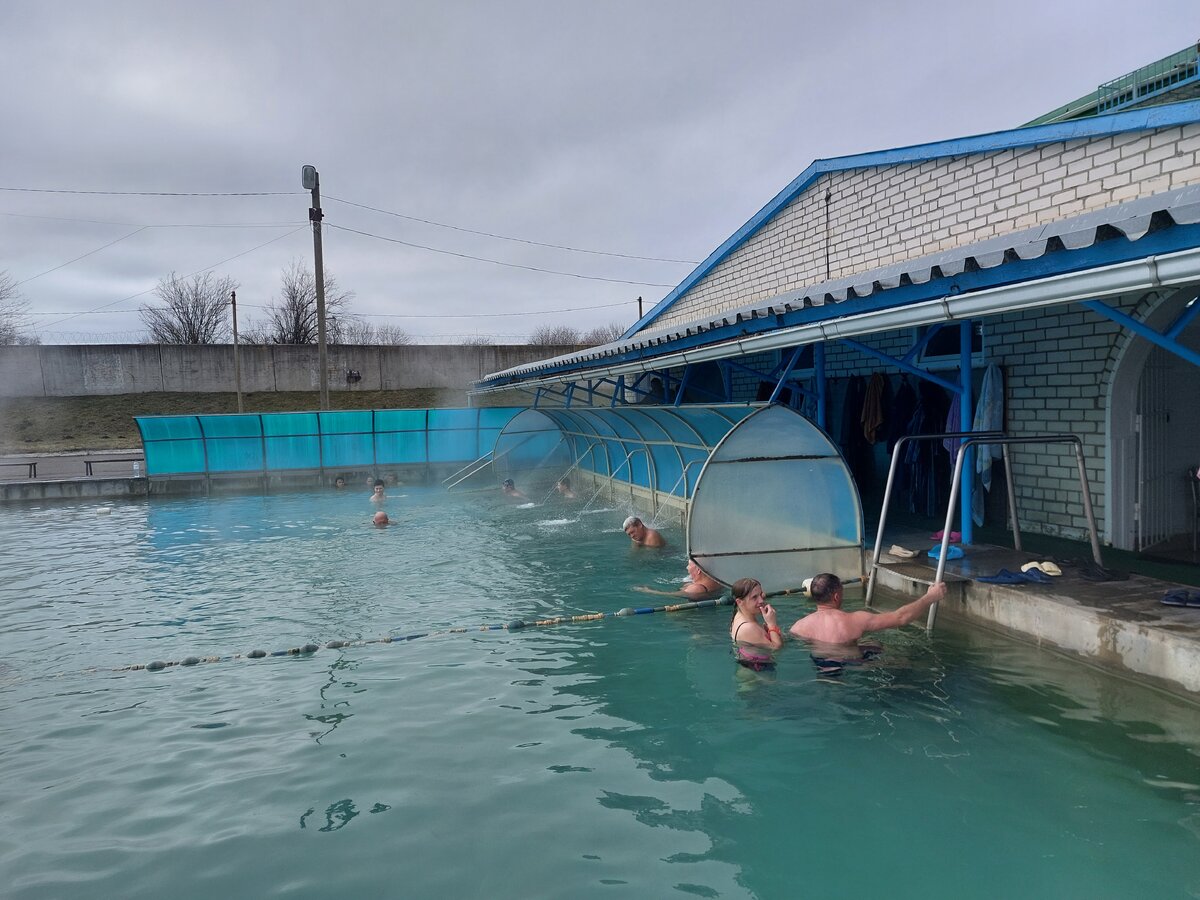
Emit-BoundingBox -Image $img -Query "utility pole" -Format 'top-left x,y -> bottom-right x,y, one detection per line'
231,290 -> 243,413
302,165 -> 329,410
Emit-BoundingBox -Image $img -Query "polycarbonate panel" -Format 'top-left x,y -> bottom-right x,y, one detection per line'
205,438 -> 264,472
262,413 -> 318,437
375,409 -> 427,432
197,415 -> 261,439
688,405 -> 863,594
265,435 -> 320,470
137,416 -> 202,441
143,440 -> 205,475
428,408 -> 478,431
322,433 -> 374,467
137,407 -> 523,476
375,431 -> 426,464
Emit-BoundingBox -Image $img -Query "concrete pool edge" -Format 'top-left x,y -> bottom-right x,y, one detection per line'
874,550 -> 1200,698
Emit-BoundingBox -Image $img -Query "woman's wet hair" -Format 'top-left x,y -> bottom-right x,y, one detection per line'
731,577 -> 761,601
808,573 -> 842,604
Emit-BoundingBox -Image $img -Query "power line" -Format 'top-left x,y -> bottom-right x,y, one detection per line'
235,299 -> 633,319
15,227 -> 148,285
324,194 -> 697,265
0,211 -> 304,228
327,223 -> 676,288
29,226 -> 308,328
0,186 -> 299,197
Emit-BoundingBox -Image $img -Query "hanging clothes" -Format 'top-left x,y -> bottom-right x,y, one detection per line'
887,376 -> 917,453
861,372 -> 888,443
942,391 -> 963,460
970,363 -> 1005,526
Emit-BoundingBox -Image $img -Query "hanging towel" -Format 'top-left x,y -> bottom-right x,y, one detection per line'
942,392 -> 962,459
861,372 -> 887,443
970,363 -> 1005,527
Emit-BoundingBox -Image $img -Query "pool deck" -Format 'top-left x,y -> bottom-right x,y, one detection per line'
872,528 -> 1200,699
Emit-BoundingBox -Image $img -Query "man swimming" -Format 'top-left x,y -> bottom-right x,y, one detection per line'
789,573 -> 946,669
501,478 -> 528,500
634,558 -> 723,599
372,511 -> 390,528
555,478 -> 577,499
623,516 -> 665,548
370,478 -> 387,503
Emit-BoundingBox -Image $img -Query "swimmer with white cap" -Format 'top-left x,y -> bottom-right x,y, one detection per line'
623,515 -> 665,548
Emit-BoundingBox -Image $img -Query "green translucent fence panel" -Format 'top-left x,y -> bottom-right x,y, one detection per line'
428,408 -> 478,431
136,416 -> 206,475
137,407 -> 523,476
262,413 -> 319,437
375,431 -> 427,464
197,415 -> 263,472
321,433 -> 374,468
320,410 -> 374,435
375,409 -> 427,433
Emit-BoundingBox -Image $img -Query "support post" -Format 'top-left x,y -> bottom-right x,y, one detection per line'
302,165 -> 330,410
959,320 -> 974,545
230,290 -> 244,413
815,342 -> 827,428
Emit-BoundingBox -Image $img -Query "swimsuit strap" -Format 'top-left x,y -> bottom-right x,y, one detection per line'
732,620 -> 754,642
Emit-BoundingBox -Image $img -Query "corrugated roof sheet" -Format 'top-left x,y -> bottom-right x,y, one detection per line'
479,185 -> 1200,385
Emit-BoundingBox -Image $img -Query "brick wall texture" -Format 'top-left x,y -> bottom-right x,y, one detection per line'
642,122 -> 1200,543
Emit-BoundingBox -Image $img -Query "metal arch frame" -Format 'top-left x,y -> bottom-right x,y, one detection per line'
686,404 -> 866,584
1081,296 -> 1200,369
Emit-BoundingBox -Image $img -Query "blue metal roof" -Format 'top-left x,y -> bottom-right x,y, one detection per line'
626,99 -> 1200,338
476,185 -> 1200,389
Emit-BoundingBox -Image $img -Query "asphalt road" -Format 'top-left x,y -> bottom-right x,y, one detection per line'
0,450 -> 145,481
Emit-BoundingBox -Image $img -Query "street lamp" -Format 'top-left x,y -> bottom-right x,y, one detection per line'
301,164 -> 329,410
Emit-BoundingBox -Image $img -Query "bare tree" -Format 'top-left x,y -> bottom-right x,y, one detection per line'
259,260 -> 354,344
335,317 -> 413,345
141,272 -> 236,344
528,324 -> 582,346
461,334 -> 494,346
581,322 -> 627,345
0,270 -> 36,345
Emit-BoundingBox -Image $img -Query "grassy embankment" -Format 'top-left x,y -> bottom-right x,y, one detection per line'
0,389 -> 526,454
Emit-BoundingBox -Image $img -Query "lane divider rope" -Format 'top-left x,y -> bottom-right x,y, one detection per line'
113,596 -> 736,674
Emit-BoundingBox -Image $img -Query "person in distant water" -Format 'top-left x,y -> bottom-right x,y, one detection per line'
634,557 -> 723,599
789,573 -> 946,671
501,478 -> 528,501
729,577 -> 784,670
372,511 -> 390,528
334,476 -> 346,490
370,478 -> 387,503
555,478 -> 577,499
623,516 -> 665,548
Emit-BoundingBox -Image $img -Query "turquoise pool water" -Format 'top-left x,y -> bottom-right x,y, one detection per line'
2,488 -> 1199,898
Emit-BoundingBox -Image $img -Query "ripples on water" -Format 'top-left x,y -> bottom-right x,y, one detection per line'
1,488 -> 1199,898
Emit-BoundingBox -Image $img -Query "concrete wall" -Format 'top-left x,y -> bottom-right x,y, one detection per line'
655,122 -> 1200,328
0,343 -> 581,397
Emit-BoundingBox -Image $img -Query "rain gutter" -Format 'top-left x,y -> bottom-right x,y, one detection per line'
471,246 -> 1200,395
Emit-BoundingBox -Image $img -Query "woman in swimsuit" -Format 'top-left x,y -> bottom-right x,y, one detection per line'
729,577 -> 784,669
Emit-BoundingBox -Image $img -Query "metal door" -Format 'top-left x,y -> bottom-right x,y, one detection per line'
1135,347 -> 1171,550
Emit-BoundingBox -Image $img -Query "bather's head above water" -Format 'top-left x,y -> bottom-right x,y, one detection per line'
373,511 -> 390,528
807,573 -> 844,608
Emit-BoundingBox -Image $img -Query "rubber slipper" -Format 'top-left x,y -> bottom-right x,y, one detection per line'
927,545 -> 964,560
1162,589 -> 1191,607
1020,568 -> 1053,584
1021,561 -> 1063,577
930,530 -> 962,542
978,568 -> 1027,585
888,544 -> 916,559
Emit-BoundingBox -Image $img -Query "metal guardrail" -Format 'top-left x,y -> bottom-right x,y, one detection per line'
866,432 -> 1104,631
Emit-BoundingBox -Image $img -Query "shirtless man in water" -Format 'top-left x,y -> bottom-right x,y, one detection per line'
623,516 -> 665,548
790,573 -> 947,653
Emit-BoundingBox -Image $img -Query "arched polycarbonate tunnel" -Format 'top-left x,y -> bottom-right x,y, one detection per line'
492,404 -> 864,593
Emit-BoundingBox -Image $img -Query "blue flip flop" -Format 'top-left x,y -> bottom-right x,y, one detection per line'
927,545 -> 964,560
977,568 -> 1027,585
1162,589 -> 1200,607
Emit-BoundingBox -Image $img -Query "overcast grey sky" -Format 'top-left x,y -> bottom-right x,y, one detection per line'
1,1 -> 1196,344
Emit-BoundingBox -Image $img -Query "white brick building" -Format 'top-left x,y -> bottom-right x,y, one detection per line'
478,100 -> 1200,558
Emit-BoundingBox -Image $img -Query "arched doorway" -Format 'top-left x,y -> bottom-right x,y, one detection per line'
1108,288 -> 1200,556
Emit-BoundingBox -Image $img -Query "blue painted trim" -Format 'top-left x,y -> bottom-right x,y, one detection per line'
839,338 -> 961,394
1081,300 -> 1200,369
1166,296 -> 1200,340
477,222 -> 1200,390
624,99 -> 1200,337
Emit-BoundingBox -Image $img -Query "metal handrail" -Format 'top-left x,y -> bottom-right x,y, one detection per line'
442,451 -> 494,488
925,434 -> 1103,630
538,440 -> 601,504
865,431 -> 1005,608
